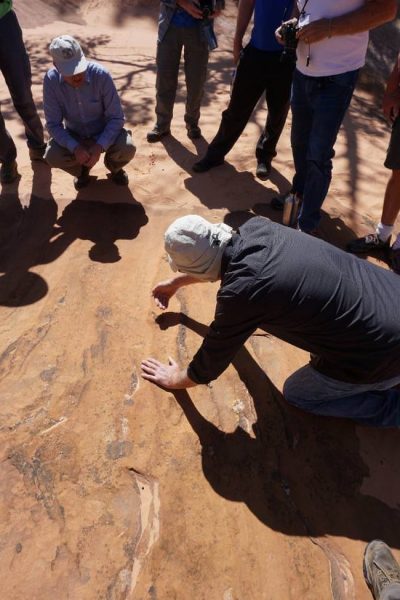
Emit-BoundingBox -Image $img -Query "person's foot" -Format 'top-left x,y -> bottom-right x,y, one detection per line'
187,125 -> 202,140
73,166 -> 90,191
0,160 -> 19,184
391,247 -> 400,275
29,145 -> 47,162
146,126 -> 171,143
256,160 -> 271,181
347,233 -> 391,254
110,168 -> 129,186
363,540 -> 400,598
192,156 -> 224,173
271,190 -> 295,210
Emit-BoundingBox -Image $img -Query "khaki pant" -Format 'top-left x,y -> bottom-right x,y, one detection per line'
44,128 -> 136,177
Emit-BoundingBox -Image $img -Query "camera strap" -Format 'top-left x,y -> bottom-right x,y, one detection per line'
299,0 -> 310,17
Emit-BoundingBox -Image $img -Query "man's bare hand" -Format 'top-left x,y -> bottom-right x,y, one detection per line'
84,143 -> 102,168
152,279 -> 179,310
141,357 -> 193,389
177,0 -> 203,19
383,89 -> 400,122
74,145 -> 91,165
297,19 -> 331,44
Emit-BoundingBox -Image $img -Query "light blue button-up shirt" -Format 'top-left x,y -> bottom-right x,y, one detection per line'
43,61 -> 125,153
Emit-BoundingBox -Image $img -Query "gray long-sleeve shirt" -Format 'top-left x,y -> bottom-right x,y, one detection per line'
188,217 -> 400,385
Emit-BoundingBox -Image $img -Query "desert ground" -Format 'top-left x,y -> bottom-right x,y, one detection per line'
1,1 -> 400,599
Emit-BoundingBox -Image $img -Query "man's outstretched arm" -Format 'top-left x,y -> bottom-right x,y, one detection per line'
297,0 -> 397,44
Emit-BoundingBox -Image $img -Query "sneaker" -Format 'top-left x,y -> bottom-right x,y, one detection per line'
363,540 -> 400,598
146,126 -> 171,143
187,125 -> 202,140
271,190 -> 295,211
256,160 -> 271,181
347,233 -> 391,254
29,145 -> 47,162
0,160 -> 19,184
111,169 -> 129,186
391,247 -> 400,275
73,166 -> 90,191
192,156 -> 224,173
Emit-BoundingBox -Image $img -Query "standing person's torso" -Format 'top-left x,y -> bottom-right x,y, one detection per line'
296,0 -> 369,76
250,0 -> 294,52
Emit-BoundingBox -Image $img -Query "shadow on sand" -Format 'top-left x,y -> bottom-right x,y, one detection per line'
0,162 -> 148,306
155,311 -> 400,549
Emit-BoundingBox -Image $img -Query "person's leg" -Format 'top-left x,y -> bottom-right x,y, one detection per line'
283,365 -> 400,427
0,11 -> 44,150
290,69 -> 313,198
104,129 -> 136,173
256,56 -> 293,166
0,105 -> 17,164
183,26 -> 208,132
154,25 -> 183,132
347,116 -> 400,254
44,138 -> 82,177
202,45 -> 269,163
297,69 -> 358,233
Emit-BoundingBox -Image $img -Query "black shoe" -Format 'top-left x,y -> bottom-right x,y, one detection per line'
29,145 -> 47,162
391,246 -> 400,275
187,125 -> 202,140
192,156 -> 224,173
346,233 -> 391,254
111,169 -> 129,186
0,160 -> 19,184
256,160 -> 271,181
271,190 -> 294,211
363,540 -> 400,599
146,126 -> 171,143
73,166 -> 90,191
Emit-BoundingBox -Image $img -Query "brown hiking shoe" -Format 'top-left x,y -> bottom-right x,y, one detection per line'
363,540 -> 400,598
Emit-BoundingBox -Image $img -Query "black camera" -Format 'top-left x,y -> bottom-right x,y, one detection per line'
197,0 -> 218,51
280,21 -> 299,65
199,0 -> 215,19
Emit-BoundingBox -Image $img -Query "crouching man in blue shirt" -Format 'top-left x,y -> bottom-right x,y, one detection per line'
44,35 -> 136,191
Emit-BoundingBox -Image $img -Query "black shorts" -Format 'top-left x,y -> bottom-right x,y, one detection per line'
385,116 -> 400,170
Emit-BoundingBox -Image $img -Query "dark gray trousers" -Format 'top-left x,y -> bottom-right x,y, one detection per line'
0,10 -> 44,163
155,24 -> 209,131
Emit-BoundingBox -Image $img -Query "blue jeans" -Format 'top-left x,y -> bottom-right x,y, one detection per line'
0,10 -> 44,163
283,365 -> 400,427
291,69 -> 358,232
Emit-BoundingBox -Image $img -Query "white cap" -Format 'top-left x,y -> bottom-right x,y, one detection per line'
49,35 -> 87,76
164,215 -> 233,282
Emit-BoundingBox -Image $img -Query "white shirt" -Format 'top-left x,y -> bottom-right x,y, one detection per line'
296,0 -> 369,77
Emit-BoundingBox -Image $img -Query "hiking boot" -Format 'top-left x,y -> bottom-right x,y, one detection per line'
391,247 -> 400,275
0,160 -> 19,184
73,166 -> 90,191
192,156 -> 224,173
146,126 -> 171,143
363,540 -> 400,598
256,160 -> 271,181
187,125 -> 202,140
111,168 -> 129,186
271,190 -> 295,211
29,145 -> 47,162
347,233 -> 391,254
